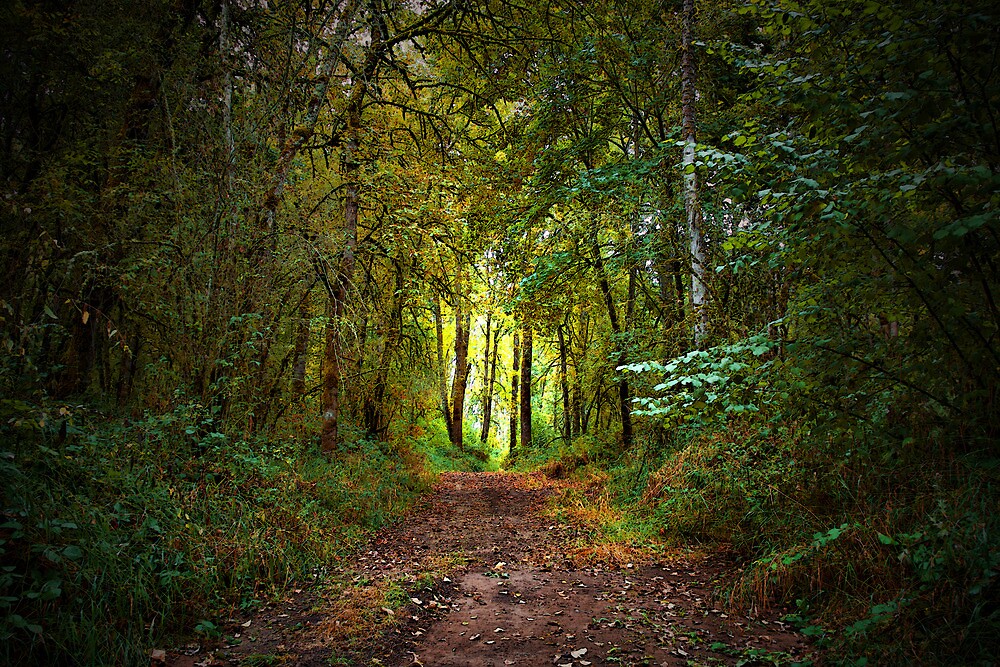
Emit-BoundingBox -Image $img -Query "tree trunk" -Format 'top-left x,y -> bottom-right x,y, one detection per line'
682,0 -> 708,344
673,259 -> 686,325
593,238 -> 634,449
320,98 -> 361,455
364,262 -> 403,439
219,0 -> 234,191
569,310 -> 587,436
509,331 -> 520,458
321,299 -> 342,454
572,373 -> 584,436
557,324 -> 571,441
480,314 -> 498,445
450,303 -> 471,449
59,309 -> 95,398
261,0 -> 359,233
433,294 -> 453,437
656,258 -> 675,328
116,329 -> 140,405
519,325 -> 533,452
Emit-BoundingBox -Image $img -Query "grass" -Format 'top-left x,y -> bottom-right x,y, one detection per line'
398,417 -> 502,473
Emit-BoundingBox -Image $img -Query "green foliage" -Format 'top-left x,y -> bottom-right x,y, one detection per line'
404,417 -> 498,473
610,414 -> 997,663
0,399 -> 432,665
621,335 -> 780,426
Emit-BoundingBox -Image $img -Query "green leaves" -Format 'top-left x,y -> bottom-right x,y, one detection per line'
811,523 -> 851,548
932,212 -> 995,240
622,336 -> 779,424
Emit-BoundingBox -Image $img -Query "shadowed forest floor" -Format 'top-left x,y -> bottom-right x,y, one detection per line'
164,472 -> 815,666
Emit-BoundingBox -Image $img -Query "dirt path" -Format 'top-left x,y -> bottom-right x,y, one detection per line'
172,472 -> 813,666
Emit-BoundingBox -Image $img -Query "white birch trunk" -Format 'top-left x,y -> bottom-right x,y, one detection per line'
681,0 -> 708,344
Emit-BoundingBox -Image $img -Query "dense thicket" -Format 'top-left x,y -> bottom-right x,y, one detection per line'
1,0 -> 996,663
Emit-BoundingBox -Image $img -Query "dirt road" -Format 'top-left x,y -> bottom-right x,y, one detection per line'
183,472 -> 812,666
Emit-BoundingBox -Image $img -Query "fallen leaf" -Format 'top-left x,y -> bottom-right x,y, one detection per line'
241,620 -> 252,627
470,634 -> 481,641
570,648 -> 587,658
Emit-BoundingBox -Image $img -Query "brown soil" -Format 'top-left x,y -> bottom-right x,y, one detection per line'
164,471 -> 814,667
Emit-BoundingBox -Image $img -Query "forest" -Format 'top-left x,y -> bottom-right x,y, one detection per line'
1,0 -> 997,664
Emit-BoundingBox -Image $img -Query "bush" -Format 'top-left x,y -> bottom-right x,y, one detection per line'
630,416 -> 1000,665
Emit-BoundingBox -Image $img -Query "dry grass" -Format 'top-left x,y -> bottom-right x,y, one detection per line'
311,551 -> 465,652
642,440 -> 722,503
313,579 -> 403,646
565,542 -> 669,568
542,471 -> 675,568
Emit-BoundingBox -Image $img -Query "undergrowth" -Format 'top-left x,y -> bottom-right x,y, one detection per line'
530,419 -> 1000,665
397,416 -> 500,473
0,398 -> 436,666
